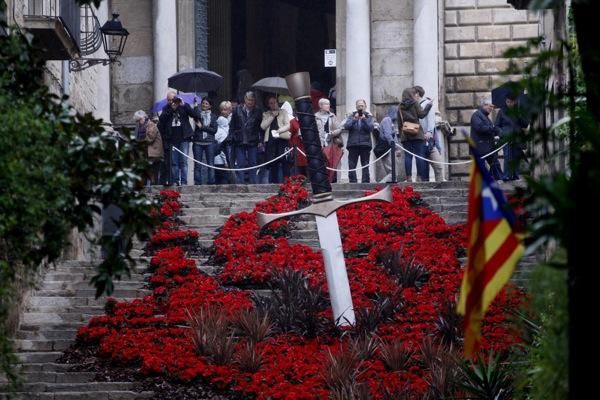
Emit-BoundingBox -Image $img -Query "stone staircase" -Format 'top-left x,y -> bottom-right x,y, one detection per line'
2,181 -> 536,399
1,260 -> 153,399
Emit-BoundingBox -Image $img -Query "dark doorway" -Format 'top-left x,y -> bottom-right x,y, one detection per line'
208,0 -> 336,104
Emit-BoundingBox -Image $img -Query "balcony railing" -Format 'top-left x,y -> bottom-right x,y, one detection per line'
23,0 -> 80,59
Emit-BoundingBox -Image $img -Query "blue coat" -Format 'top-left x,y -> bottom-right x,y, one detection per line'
344,112 -> 374,149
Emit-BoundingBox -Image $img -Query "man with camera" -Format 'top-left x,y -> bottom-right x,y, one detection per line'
344,99 -> 374,183
157,90 -> 200,186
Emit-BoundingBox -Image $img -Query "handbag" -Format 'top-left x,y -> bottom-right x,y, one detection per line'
399,109 -> 420,136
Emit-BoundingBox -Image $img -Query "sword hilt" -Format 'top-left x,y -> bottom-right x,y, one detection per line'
286,73 -> 332,196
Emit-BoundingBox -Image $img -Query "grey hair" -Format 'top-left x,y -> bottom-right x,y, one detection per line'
244,91 -> 256,100
481,98 -> 493,107
318,98 -> 330,107
133,110 -> 148,121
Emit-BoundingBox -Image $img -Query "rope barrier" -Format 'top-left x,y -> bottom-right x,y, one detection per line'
294,147 -> 391,172
394,142 -> 507,165
172,146 -> 294,171
173,140 -> 507,172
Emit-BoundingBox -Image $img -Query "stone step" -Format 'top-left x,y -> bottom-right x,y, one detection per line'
18,363 -> 81,373
22,312 -> 103,325
0,382 -> 135,393
32,288 -> 151,299
27,297 -> 136,309
48,265 -> 148,275
178,215 -> 230,225
183,199 -> 263,210
289,229 -> 319,239
427,203 -> 468,213
180,206 -> 225,216
287,239 -> 320,248
176,187 -> 470,203
14,371 -> 96,384
0,390 -> 153,400
12,339 -> 73,352
149,181 -> 469,195
16,330 -> 78,341
39,281 -> 144,291
15,352 -> 64,364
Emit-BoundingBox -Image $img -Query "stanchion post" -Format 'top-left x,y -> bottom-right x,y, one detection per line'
390,141 -> 397,183
292,145 -> 297,176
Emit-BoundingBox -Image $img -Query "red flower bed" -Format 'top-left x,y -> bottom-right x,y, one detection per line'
75,183 -> 524,399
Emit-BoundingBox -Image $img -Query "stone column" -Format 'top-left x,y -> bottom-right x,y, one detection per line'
345,0 -> 371,114
413,0 -> 443,178
153,0 -> 178,102
344,0 -> 371,183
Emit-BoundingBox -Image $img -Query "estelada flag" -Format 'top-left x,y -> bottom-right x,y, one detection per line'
457,145 -> 525,357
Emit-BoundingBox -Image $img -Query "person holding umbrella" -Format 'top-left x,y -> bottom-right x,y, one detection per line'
496,93 -> 529,181
157,90 -> 200,186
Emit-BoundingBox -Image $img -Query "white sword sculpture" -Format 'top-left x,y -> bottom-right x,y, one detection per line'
257,72 -> 392,326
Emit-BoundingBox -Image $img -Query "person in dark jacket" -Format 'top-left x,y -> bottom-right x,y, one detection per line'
230,91 -> 262,184
192,98 -> 218,185
470,98 -> 503,180
398,88 -> 431,181
344,99 -> 374,183
496,95 -> 529,181
157,91 -> 200,186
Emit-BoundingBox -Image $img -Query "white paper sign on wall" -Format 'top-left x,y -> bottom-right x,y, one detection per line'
324,49 -> 336,68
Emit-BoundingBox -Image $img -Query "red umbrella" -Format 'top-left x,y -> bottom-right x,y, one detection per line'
322,143 -> 343,182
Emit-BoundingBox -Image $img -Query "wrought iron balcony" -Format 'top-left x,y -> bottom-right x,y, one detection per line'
23,0 -> 80,59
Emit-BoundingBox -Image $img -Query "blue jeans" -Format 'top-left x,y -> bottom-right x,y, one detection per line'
192,143 -> 216,184
235,144 -> 258,184
403,140 -> 428,180
171,141 -> 189,185
269,161 -> 284,184
503,143 -> 521,180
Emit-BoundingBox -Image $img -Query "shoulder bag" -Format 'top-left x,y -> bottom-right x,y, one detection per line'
399,109 -> 420,136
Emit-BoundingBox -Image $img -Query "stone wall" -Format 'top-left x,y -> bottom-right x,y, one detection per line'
111,0 -> 154,126
370,0 -> 413,119
443,0 -> 540,178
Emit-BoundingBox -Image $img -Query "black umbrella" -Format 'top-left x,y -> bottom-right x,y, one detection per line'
491,81 -> 529,111
251,77 -> 289,95
167,68 -> 223,93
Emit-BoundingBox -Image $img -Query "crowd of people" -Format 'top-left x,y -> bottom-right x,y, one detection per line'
132,85 -> 526,186
470,94 -> 529,182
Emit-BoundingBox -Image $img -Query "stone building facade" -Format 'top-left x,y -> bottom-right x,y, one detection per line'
442,0 -> 541,178
7,0 -> 546,181
108,0 -> 548,181
5,0 -> 111,124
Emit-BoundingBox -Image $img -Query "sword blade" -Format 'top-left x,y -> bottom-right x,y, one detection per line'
315,213 -> 355,326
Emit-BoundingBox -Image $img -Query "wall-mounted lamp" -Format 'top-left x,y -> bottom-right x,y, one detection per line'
70,13 -> 129,72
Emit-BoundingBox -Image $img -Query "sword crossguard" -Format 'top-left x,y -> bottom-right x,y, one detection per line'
257,186 -> 393,228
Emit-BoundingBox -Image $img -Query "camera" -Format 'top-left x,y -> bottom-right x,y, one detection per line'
173,97 -> 182,104
357,109 -> 363,117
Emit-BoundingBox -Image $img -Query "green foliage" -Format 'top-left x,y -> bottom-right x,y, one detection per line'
514,252 -> 568,399
457,352 -> 513,400
0,30 -> 156,387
